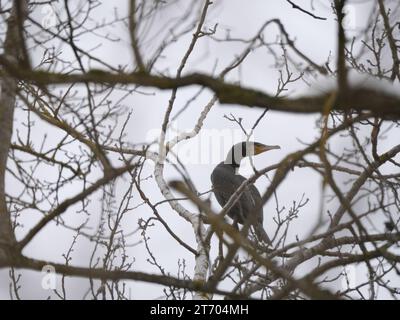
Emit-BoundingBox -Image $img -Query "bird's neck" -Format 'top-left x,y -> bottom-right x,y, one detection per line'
225,148 -> 243,168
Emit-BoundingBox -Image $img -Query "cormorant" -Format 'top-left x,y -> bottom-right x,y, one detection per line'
211,141 -> 280,244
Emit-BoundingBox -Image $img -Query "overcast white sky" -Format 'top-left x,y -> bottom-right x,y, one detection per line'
1,0 -> 399,299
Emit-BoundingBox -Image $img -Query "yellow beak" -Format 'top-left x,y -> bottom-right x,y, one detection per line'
255,144 -> 281,155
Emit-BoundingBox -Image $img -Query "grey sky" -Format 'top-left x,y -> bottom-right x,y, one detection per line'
1,0 -> 398,299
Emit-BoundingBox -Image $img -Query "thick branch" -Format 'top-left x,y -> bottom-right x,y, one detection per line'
0,1 -> 29,254
0,62 -> 399,118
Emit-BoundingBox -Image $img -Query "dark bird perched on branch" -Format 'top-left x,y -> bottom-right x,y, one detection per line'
211,141 -> 280,244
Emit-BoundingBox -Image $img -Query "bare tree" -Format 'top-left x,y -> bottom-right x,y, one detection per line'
0,0 -> 399,300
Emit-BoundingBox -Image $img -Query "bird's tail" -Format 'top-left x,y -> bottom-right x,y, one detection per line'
253,223 -> 272,246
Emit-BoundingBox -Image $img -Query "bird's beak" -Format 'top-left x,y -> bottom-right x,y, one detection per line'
255,144 -> 281,154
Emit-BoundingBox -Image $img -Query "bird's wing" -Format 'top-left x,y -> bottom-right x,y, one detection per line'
244,183 -> 263,224
211,166 -> 244,205
211,164 -> 263,224
211,165 -> 247,220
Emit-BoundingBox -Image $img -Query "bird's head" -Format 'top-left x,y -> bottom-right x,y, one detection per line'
226,141 -> 280,166
240,141 -> 281,157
